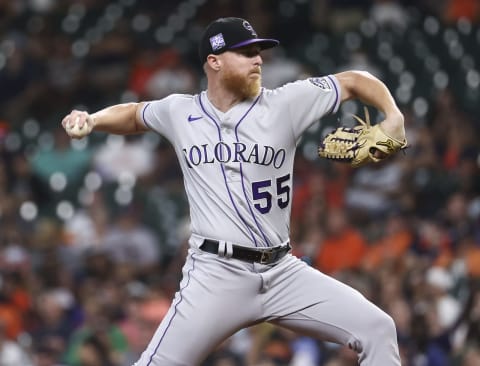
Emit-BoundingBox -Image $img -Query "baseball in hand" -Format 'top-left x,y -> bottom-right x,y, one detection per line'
67,116 -> 91,138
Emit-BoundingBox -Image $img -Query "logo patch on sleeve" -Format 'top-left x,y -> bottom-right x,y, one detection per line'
308,77 -> 331,90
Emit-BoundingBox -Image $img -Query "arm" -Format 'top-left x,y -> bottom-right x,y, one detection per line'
61,102 -> 149,138
335,70 -> 405,142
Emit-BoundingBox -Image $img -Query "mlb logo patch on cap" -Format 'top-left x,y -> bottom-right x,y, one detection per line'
199,17 -> 279,62
210,33 -> 226,52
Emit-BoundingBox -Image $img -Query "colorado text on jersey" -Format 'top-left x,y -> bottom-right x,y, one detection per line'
181,142 -> 286,169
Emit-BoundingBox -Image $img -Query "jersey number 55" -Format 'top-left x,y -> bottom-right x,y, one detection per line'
252,174 -> 290,214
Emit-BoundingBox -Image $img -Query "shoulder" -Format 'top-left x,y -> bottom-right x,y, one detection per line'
262,76 -> 336,99
261,80 -> 304,99
160,93 -> 196,103
144,93 -> 196,110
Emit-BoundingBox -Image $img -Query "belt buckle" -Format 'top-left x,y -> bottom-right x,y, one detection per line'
259,248 -> 274,264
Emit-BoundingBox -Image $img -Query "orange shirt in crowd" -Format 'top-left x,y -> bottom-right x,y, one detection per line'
0,288 -> 30,339
0,304 -> 22,339
362,230 -> 413,271
314,228 -> 367,275
463,247 -> 480,277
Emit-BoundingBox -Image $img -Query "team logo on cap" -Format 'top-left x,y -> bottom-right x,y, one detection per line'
210,33 -> 226,51
242,20 -> 257,37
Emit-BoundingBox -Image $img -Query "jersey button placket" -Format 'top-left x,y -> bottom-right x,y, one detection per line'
221,120 -> 238,181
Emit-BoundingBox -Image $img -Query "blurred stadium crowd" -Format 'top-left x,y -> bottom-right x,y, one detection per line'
1,0 -> 480,365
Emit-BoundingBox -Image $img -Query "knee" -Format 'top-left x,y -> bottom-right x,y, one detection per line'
360,308 -> 397,346
352,308 -> 401,364
372,310 -> 397,338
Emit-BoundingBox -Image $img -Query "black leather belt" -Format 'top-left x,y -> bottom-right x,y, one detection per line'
200,239 -> 291,264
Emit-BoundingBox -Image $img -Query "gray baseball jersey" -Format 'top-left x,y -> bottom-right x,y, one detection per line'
133,75 -> 400,365
141,76 -> 339,248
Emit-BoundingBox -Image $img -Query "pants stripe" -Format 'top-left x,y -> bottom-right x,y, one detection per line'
146,253 -> 197,365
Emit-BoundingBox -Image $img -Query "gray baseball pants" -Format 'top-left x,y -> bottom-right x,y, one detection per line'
133,247 -> 400,365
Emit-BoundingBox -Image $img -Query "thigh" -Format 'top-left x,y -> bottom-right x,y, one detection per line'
135,249 -> 263,366
265,256 -> 383,344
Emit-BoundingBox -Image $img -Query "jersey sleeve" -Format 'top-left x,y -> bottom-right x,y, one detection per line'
277,75 -> 341,140
139,95 -> 176,141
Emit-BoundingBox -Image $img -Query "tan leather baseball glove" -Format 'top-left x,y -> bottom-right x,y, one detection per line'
318,107 -> 408,168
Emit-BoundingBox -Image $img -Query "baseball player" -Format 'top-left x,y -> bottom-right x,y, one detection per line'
62,17 -> 406,365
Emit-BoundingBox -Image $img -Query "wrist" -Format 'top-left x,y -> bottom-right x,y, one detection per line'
380,111 -> 405,141
89,113 -> 98,131
384,105 -> 403,121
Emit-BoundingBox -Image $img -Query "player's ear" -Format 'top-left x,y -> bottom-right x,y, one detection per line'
206,54 -> 221,71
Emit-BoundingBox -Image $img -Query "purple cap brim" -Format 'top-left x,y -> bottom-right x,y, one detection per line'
229,38 -> 280,51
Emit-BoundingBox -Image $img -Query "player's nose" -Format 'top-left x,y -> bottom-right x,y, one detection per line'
254,54 -> 263,66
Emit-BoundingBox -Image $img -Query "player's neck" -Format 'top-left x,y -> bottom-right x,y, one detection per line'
206,88 -> 244,113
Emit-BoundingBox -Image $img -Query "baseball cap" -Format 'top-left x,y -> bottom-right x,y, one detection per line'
199,17 -> 279,62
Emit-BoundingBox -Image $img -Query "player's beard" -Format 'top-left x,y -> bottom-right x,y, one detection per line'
222,67 -> 261,99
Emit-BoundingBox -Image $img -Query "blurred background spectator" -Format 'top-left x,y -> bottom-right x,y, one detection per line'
1,0 -> 480,365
